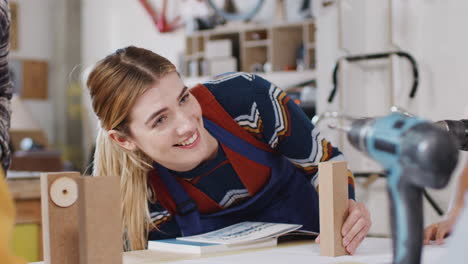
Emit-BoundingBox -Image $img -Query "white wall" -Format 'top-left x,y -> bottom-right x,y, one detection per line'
10,0 -> 53,60
81,0 -> 186,72
9,0 -> 55,144
315,0 -> 468,235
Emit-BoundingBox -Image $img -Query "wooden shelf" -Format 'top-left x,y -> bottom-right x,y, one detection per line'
183,20 -> 316,78
306,22 -> 316,43
185,52 -> 204,60
244,39 -> 271,48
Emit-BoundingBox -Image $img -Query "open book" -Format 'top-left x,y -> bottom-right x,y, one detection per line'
148,221 -> 318,255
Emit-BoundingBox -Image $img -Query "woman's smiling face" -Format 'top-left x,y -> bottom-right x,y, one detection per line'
117,72 -> 218,171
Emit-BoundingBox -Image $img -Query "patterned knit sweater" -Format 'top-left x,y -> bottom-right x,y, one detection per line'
0,0 -> 11,170
147,72 -> 354,240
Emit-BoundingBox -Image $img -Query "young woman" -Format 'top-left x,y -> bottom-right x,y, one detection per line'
87,46 -> 371,253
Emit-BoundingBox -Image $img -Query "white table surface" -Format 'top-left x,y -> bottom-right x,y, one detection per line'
30,237 -> 449,264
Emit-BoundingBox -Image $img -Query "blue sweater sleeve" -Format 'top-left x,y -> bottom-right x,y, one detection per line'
205,73 -> 355,199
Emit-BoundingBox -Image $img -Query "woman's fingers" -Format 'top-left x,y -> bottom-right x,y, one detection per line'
346,226 -> 368,255
423,224 -> 437,244
435,224 -> 450,245
424,218 -> 456,245
341,200 -> 371,254
341,200 -> 360,236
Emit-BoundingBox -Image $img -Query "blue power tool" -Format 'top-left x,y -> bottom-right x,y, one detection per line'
434,119 -> 468,151
345,112 -> 459,264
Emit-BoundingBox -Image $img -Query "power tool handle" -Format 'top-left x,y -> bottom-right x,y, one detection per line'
387,177 -> 424,264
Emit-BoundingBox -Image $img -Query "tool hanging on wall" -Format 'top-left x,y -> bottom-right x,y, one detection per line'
327,51 -> 419,103
299,0 -> 312,18
138,0 -> 183,33
205,0 -> 265,22
322,0 -> 336,7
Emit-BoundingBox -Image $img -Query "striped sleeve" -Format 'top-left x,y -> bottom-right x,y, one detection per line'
248,74 -> 355,199
203,72 -> 355,199
0,0 -> 11,170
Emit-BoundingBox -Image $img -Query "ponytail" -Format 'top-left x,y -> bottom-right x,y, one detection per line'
86,46 -> 177,251
93,127 -> 152,251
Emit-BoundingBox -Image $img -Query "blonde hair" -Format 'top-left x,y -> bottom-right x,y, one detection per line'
87,46 -> 177,250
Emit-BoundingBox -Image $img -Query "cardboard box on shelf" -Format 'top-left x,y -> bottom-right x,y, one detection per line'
208,57 -> 237,76
205,39 -> 232,59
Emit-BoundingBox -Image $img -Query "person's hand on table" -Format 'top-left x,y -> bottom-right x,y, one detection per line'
423,206 -> 462,245
315,199 -> 371,255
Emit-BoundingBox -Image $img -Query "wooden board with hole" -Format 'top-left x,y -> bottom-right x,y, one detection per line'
41,172 -> 81,264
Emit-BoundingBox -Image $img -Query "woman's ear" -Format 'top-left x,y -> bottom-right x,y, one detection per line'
108,130 -> 137,151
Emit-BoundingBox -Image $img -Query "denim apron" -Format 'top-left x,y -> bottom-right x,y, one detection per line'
153,118 -> 320,237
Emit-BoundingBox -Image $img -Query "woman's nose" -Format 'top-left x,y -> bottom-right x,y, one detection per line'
175,112 -> 195,136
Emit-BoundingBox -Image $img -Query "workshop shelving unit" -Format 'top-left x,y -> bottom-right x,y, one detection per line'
184,19 -> 316,78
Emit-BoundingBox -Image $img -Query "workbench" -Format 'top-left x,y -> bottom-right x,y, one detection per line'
29,237 -> 448,264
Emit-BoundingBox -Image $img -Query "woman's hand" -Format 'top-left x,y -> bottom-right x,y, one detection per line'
341,199 -> 371,254
315,199 -> 372,255
423,207 -> 461,245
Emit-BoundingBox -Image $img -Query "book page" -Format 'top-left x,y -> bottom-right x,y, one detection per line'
177,222 -> 302,245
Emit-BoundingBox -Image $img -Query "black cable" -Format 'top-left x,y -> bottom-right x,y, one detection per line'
327,51 -> 419,103
354,172 -> 445,216
422,189 -> 445,216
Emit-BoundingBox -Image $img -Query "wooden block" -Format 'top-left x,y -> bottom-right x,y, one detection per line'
318,161 -> 349,257
22,60 -> 48,99
77,176 -> 122,264
41,172 -> 80,264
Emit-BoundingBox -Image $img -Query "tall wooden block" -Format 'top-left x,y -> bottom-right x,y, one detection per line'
78,176 -> 122,264
41,172 -> 81,264
318,161 -> 349,257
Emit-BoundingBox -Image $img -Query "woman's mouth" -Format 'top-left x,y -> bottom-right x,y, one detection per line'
174,131 -> 200,149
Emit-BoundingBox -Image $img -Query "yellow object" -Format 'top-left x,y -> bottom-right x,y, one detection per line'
0,168 -> 25,264
12,224 -> 39,262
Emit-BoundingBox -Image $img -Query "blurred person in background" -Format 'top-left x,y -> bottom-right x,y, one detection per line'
0,0 -> 24,263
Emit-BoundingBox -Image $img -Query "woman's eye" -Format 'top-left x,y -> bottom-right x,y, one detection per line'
153,116 -> 167,127
180,93 -> 190,104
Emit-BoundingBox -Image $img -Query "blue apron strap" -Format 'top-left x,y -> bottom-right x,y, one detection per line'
203,118 -> 278,168
153,162 -> 202,236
